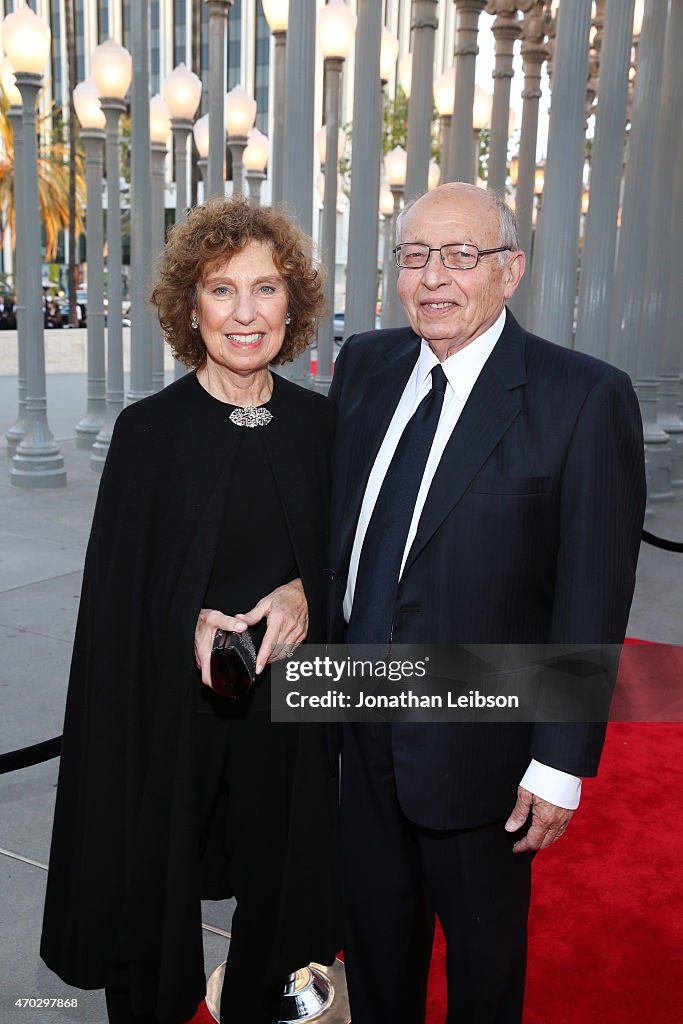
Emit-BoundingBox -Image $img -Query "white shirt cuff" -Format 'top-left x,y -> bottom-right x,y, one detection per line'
519,759 -> 582,810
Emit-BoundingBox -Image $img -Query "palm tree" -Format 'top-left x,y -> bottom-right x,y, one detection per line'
0,92 -> 85,269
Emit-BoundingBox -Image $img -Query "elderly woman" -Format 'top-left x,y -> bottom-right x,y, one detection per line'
41,198 -> 341,1024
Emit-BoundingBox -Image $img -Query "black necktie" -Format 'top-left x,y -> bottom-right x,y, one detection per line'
347,363 -> 448,645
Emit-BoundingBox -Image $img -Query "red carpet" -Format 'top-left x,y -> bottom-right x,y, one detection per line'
426,722 -> 683,1023
189,652 -> 683,1023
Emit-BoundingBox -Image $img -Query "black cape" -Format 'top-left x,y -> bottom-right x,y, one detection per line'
40,372 -> 342,1023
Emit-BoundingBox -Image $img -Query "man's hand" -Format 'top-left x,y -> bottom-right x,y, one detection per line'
505,786 -> 574,854
235,578 -> 308,674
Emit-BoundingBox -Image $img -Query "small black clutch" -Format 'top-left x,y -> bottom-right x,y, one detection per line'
209,623 -> 265,699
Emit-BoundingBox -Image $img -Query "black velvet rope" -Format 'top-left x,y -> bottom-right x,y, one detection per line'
642,529 -> 683,553
0,736 -> 61,775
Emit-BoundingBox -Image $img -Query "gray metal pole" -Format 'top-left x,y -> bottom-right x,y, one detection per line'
281,0 -> 316,386
172,119 -> 193,221
344,0 -> 382,338
607,0 -> 667,378
150,142 -> 168,392
660,114 -> 683,486
246,170 -> 265,205
508,1 -> 548,325
92,99 -> 126,471
316,57 -> 343,394
170,119 -> 192,382
129,0 -> 154,402
529,0 -> 592,346
405,0 -> 439,199
574,0 -> 634,358
380,185 -> 404,328
5,106 -> 26,456
635,0 -> 683,496
75,130 -> 107,448
440,114 -> 452,175
206,0 -> 232,199
271,30 -> 286,206
380,212 -> 393,323
228,136 -> 248,196
485,0 -> 522,194
449,0 -> 487,184
10,73 -> 66,488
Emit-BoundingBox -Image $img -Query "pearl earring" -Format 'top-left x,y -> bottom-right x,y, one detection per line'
191,314 -> 199,330
284,313 -> 292,326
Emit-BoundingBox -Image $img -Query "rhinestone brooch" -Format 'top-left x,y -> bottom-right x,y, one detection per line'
228,406 -> 274,428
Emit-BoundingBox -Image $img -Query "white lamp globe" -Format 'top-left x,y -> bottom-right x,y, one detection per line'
398,53 -> 412,98
225,85 -> 257,137
73,79 -> 106,131
379,183 -> 394,217
434,66 -> 456,117
243,128 -> 270,172
428,161 -> 440,191
262,0 -> 289,32
193,113 -> 210,158
92,39 -> 132,100
472,85 -> 493,131
150,94 -> 171,145
384,146 -> 407,188
380,27 -> 399,83
1,5 -> 51,76
317,0 -> 357,60
0,57 -> 22,107
162,63 -> 202,121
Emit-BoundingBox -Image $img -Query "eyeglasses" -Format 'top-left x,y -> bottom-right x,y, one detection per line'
393,242 -> 511,270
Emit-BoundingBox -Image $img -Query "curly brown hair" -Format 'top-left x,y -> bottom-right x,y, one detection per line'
149,196 -> 326,367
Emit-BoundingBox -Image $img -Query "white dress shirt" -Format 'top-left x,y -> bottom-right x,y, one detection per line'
344,306 -> 582,810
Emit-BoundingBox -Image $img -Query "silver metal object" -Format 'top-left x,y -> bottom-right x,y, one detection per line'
206,0 -> 233,199
205,959 -> 350,1024
228,406 -> 273,427
5,105 -> 26,457
449,0 -> 487,184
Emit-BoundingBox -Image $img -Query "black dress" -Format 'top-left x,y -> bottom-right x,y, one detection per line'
42,371 -> 342,1024
194,389 -> 302,1024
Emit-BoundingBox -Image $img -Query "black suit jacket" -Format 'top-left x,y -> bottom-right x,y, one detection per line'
328,311 -> 646,830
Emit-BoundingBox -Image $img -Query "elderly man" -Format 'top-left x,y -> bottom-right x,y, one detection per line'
327,183 -> 645,1024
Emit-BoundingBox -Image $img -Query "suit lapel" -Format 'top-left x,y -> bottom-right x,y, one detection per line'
336,329 -> 421,571
402,313 -> 528,575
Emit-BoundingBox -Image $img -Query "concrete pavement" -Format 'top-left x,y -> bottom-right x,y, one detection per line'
1,369 -> 681,1023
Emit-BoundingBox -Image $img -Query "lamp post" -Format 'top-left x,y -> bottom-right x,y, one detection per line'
472,84 -> 492,182
206,0 -> 233,198
405,0 -> 439,199
379,183 -> 394,322
381,145 -> 407,329
262,0 -> 288,205
129,0 -> 154,402
90,39 -> 132,468
73,80 -> 107,449
450,0 -> 487,183
243,128 -> 270,205
163,63 -> 202,225
193,113 -> 210,196
150,94 -> 171,393
2,5 -> 66,487
344,0 -> 385,338
508,0 -> 548,324
434,65 -> 455,179
315,0 -> 356,394
1,58 -> 26,457
485,0 -> 524,193
225,85 -> 257,197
